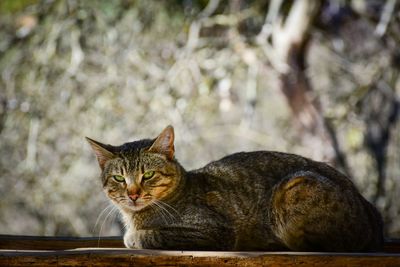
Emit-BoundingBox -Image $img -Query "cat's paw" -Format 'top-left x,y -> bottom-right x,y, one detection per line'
123,231 -> 138,249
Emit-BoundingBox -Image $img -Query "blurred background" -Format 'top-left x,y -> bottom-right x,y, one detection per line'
0,0 -> 399,238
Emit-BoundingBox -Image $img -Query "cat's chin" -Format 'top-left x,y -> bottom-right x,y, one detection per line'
124,200 -> 150,212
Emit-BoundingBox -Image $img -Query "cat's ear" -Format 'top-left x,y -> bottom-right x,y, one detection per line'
85,137 -> 116,170
148,125 -> 175,160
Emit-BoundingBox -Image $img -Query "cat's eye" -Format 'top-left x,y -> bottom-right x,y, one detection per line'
113,175 -> 125,182
142,171 -> 155,180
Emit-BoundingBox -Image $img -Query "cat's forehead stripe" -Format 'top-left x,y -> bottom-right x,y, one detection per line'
120,152 -> 139,173
113,138 -> 154,173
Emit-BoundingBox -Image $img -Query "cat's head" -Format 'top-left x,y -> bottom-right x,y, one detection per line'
86,125 -> 183,212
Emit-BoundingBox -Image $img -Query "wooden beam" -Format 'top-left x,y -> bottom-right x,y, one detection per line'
1,249 -> 400,267
1,235 -> 400,266
385,239 -> 400,253
0,235 -> 124,250
1,235 -> 400,252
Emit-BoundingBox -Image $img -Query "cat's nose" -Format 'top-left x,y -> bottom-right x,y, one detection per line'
129,194 -> 140,202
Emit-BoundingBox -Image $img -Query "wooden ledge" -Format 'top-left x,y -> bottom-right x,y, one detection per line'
0,235 -> 124,250
1,235 -> 400,266
2,249 -> 400,267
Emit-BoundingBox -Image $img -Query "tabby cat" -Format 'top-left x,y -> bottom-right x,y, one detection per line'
87,125 -> 383,251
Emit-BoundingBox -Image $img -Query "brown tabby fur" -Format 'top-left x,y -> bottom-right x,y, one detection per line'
87,125 -> 384,252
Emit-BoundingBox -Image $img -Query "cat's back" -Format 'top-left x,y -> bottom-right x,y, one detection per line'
193,151 -> 322,185
188,150 -> 355,199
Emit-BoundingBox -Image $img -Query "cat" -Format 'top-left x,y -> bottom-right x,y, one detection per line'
86,125 -> 384,252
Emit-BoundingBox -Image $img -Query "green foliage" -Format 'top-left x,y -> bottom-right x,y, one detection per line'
0,0 -> 38,14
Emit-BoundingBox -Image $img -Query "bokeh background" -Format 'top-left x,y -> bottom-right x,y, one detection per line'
1,0 -> 399,238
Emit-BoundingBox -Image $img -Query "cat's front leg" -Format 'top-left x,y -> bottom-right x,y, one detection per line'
123,228 -> 140,249
123,225 -> 159,249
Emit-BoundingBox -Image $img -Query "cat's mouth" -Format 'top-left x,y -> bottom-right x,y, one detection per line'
124,198 -> 151,211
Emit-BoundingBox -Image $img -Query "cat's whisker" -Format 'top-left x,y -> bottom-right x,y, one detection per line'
155,200 -> 181,220
93,203 -> 114,234
155,205 -> 170,225
153,200 -> 181,223
110,207 -> 120,231
151,201 -> 172,224
157,200 -> 181,219
121,212 -> 129,230
152,200 -> 173,221
97,205 -> 118,247
149,203 -> 169,225
154,200 -> 179,224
